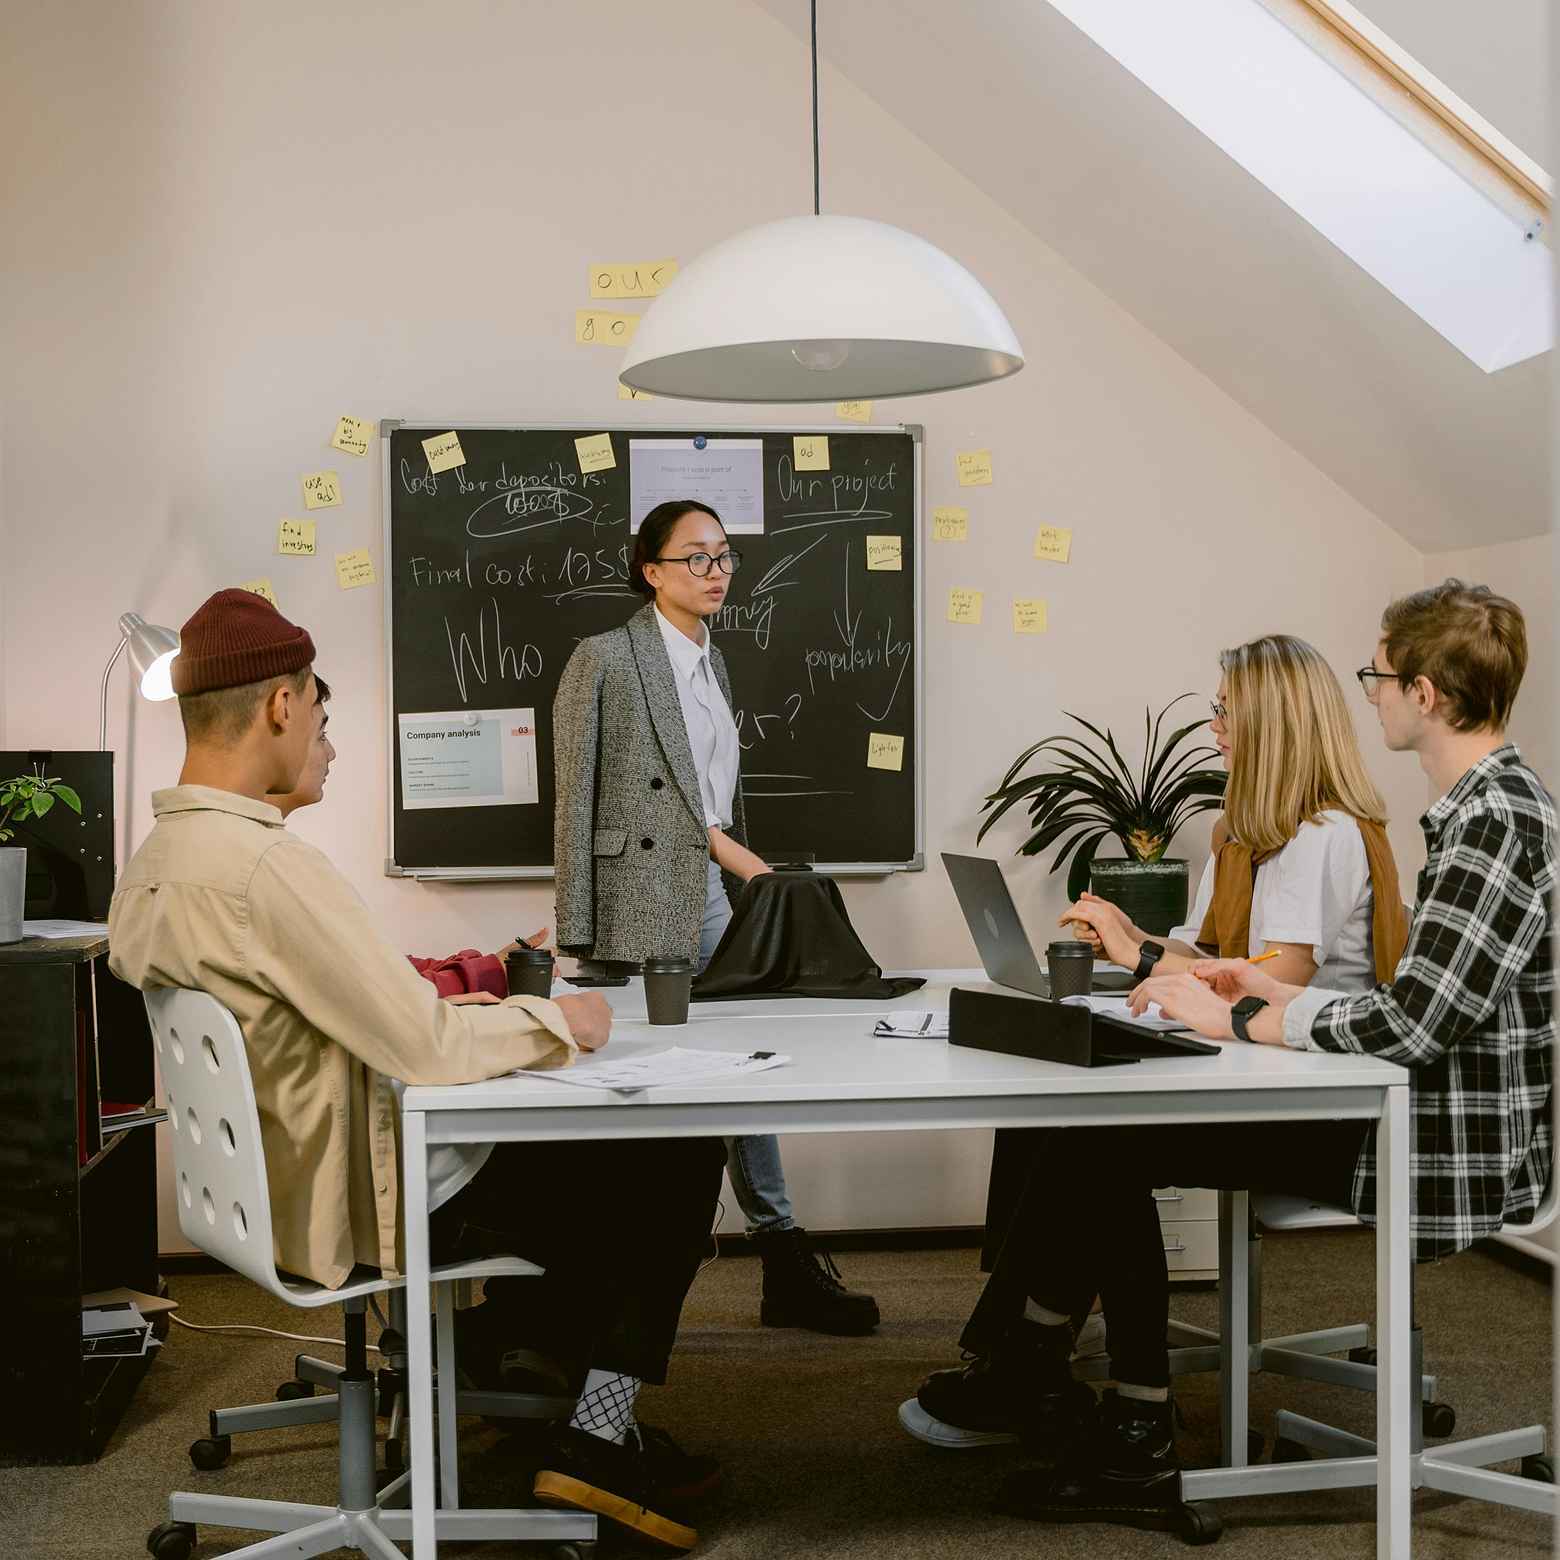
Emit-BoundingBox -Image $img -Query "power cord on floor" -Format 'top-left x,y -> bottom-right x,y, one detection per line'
168,1313 -> 383,1354
696,1196 -> 728,1276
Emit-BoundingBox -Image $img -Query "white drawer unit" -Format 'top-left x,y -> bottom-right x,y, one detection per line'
1156,1186 -> 1218,1280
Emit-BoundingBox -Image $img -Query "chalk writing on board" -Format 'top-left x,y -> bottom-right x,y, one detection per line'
444,598 -> 545,703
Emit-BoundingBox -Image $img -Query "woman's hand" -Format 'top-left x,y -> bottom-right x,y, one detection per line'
1058,892 -> 1141,968
709,826 -> 772,882
494,927 -> 551,962
1129,972 -> 1233,1040
1188,959 -> 1290,1005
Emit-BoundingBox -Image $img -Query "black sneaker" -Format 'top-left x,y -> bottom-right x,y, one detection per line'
899,1350 -> 1092,1452
630,1422 -> 723,1502
755,1225 -> 880,1335
533,1425 -> 699,1551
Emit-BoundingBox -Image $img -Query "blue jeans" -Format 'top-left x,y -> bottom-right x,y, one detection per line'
700,871 -> 796,1234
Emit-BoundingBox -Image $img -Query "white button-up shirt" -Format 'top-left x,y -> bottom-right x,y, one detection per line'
655,605 -> 740,830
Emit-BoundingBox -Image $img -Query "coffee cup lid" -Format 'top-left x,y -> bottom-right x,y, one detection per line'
1045,940 -> 1093,956
643,957 -> 696,973
508,947 -> 553,963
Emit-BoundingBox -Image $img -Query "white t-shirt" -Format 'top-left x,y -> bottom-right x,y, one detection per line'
1170,810 -> 1376,992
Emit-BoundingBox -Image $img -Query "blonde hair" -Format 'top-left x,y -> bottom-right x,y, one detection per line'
1220,635 -> 1386,855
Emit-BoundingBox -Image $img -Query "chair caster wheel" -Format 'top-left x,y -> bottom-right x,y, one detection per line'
1173,1503 -> 1223,1545
276,1378 -> 314,1401
1421,1401 -> 1456,1439
1521,1454 -> 1555,1483
1247,1430 -> 1265,1464
188,1434 -> 232,1470
147,1520 -> 197,1560
1347,1346 -> 1378,1366
1271,1438 -> 1310,1464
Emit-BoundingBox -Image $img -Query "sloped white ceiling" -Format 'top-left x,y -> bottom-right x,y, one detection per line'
751,0 -> 1550,552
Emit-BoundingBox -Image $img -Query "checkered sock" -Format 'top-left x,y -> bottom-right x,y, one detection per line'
568,1369 -> 642,1445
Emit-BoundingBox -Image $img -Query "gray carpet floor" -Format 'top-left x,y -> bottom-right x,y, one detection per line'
6,1233 -> 1552,1558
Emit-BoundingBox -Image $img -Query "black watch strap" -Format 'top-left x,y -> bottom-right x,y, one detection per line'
1132,941 -> 1165,982
1230,996 -> 1270,1042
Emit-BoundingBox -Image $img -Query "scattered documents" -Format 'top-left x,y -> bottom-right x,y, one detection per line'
1061,994 -> 1186,1033
82,1300 -> 160,1358
517,1047 -> 790,1094
872,1012 -> 949,1038
22,919 -> 110,939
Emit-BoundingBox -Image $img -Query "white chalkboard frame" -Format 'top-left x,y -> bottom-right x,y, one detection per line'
379,419 -> 924,881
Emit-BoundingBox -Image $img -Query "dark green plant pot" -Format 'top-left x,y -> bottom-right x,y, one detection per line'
1088,859 -> 1189,938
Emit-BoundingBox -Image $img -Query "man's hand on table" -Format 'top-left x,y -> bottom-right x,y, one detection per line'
555,990 -> 611,1052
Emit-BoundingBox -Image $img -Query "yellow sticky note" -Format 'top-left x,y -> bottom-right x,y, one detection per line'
867,732 -> 905,772
588,259 -> 679,299
793,435 -> 829,471
947,588 -> 984,625
331,415 -> 374,458
835,400 -> 872,423
335,548 -> 376,590
618,382 -> 656,401
865,536 -> 902,571
422,432 -> 465,474
1013,598 -> 1048,635
956,449 -> 993,486
575,432 -> 616,474
932,506 -> 969,543
277,518 -> 316,556
1034,525 -> 1073,564
238,578 -> 277,607
301,470 -> 342,510
575,309 -> 640,346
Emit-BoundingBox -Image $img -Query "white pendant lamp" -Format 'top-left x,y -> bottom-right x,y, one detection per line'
619,5 -> 1023,404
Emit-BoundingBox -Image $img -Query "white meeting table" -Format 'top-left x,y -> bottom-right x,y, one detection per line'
401,971 -> 1411,1558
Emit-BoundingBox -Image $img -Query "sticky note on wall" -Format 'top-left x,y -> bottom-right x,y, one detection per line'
239,578 -> 278,607
947,588 -> 983,625
422,432 -> 465,474
575,433 -> 616,474
302,470 -> 342,509
835,400 -> 872,423
867,733 -> 905,771
588,259 -> 679,298
576,309 -> 640,346
1013,599 -> 1048,635
793,435 -> 829,471
335,549 -> 376,590
865,536 -> 901,571
1034,525 -> 1073,563
331,416 -> 374,457
955,449 -> 993,486
277,518 -> 316,556
932,506 -> 969,542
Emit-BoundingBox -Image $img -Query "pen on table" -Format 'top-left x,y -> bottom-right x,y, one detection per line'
749,1051 -> 775,1060
1247,950 -> 1280,965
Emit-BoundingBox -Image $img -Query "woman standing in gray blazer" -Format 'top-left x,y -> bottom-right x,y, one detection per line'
553,499 -> 879,1337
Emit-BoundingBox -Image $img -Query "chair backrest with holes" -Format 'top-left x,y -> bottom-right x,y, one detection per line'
144,986 -> 302,1302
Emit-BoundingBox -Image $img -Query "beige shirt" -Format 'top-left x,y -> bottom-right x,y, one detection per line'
109,786 -> 576,1287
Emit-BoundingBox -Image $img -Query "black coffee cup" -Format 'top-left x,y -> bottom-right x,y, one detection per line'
643,956 -> 696,1025
505,946 -> 554,999
1045,940 -> 1094,1000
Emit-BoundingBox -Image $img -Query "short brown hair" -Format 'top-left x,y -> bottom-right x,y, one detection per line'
179,667 -> 313,746
1380,579 -> 1526,733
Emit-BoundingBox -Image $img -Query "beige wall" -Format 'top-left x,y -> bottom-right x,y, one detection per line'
1,1 -> 1432,1247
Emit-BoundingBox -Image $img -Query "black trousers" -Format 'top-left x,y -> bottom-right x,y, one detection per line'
960,1120 -> 1366,1389
429,1135 -> 726,1386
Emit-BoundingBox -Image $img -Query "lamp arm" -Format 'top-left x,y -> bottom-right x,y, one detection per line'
98,636 -> 128,751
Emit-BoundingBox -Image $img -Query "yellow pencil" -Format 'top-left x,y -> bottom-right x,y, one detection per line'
1248,949 -> 1281,965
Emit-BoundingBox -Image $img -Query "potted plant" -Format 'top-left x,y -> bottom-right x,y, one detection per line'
0,769 -> 83,943
978,694 -> 1227,935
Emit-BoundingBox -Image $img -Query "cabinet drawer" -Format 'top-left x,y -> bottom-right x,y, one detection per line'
1160,1218 -> 1218,1274
1153,1186 -> 1219,1221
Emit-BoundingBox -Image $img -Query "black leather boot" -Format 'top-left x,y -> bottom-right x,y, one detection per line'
754,1225 -> 881,1335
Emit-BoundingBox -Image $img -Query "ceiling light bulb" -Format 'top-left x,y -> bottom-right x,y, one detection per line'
790,339 -> 852,372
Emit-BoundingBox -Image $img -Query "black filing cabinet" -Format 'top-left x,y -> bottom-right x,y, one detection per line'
0,933 -> 161,1463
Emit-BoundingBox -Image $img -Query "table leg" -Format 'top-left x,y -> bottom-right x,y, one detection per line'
403,1109 -> 436,1560
1218,1190 -> 1250,1468
1376,1084 -> 1410,1560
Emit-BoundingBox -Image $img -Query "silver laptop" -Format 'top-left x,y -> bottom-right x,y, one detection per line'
942,852 -> 1133,997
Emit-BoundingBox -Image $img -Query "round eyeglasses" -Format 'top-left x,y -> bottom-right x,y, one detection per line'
653,550 -> 742,577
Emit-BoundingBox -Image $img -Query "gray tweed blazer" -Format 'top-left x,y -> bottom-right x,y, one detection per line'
552,601 -> 748,963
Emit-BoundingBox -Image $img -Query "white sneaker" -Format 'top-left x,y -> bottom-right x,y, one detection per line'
896,1396 -> 1020,1449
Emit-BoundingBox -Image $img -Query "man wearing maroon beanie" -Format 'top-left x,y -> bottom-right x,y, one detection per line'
110,591 -> 726,1550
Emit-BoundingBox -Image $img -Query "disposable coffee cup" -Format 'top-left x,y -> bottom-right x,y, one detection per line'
505,946 -> 555,999
1045,940 -> 1094,1000
642,957 -> 696,1026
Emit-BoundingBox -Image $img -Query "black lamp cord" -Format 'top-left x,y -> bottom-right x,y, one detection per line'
811,0 -> 821,216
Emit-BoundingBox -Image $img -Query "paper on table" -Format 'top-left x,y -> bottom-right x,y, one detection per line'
1061,994 -> 1186,1032
23,919 -> 110,939
513,1047 -> 789,1093
872,1012 -> 949,1038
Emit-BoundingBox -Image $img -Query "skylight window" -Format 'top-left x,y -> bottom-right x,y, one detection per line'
1043,0 -> 1553,373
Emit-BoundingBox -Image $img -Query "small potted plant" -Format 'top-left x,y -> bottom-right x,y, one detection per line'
978,694 -> 1227,935
0,769 -> 83,943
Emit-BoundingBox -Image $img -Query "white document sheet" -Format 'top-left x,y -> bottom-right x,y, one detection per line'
23,919 -> 110,939
871,1012 -> 949,1038
628,439 -> 765,533
398,707 -> 539,809
1061,994 -> 1187,1032
514,1046 -> 790,1094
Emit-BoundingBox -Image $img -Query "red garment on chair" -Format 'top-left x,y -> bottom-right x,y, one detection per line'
406,949 -> 507,1000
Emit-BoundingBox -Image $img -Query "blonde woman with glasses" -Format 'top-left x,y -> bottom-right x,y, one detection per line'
1060,633 -> 1407,994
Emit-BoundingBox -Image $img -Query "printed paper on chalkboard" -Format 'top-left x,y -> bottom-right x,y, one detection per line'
628,438 -> 764,534
398,708 -> 540,810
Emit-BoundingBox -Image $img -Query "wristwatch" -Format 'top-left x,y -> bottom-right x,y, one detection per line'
1132,940 -> 1166,982
1230,995 -> 1270,1042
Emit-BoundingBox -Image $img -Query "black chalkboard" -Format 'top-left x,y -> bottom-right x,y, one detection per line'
383,423 -> 921,876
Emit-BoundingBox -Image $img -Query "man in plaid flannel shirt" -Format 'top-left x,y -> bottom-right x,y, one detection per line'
925,581 -> 1552,1534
